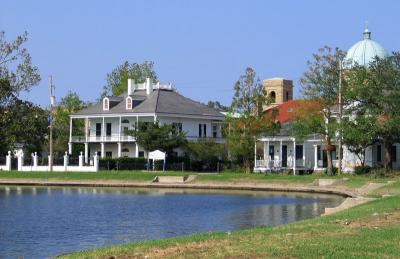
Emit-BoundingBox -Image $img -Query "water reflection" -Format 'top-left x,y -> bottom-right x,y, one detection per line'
0,185 -> 344,258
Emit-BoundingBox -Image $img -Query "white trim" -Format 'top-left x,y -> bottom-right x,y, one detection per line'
70,113 -> 224,120
103,97 -> 110,111
126,96 -> 132,110
70,113 -> 156,119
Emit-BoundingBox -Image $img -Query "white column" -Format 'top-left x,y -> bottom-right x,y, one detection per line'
79,151 -> 83,167
17,151 -> 24,171
102,116 -> 105,141
69,117 -> 72,144
119,116 -> 122,141
314,144 -> 318,170
85,117 -> 89,142
101,142 -> 105,158
93,153 -> 99,172
64,151 -> 69,170
303,142 -> 306,168
117,142 -> 122,158
135,142 -> 139,157
6,151 -> 12,171
293,139 -> 296,175
33,152 -> 38,168
68,143 -> 72,155
254,141 -> 257,167
279,140 -> 283,167
84,142 -> 89,164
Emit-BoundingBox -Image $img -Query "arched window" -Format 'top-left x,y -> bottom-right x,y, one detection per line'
121,119 -> 130,124
269,91 -> 276,103
126,97 -> 132,110
122,148 -> 130,153
103,97 -> 109,110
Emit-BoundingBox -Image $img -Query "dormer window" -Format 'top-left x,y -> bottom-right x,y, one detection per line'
126,96 -> 132,110
103,97 -> 109,111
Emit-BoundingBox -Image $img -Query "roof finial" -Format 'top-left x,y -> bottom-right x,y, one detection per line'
363,21 -> 371,40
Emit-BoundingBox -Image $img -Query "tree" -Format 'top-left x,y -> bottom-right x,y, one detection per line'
0,99 -> 48,156
101,61 -> 157,97
130,121 -> 187,157
185,139 -> 227,170
292,46 -> 345,175
52,92 -> 86,156
206,101 -> 228,111
227,67 -> 275,173
345,53 -> 400,169
0,31 -> 41,105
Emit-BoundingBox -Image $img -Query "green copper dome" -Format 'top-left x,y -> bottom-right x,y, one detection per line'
345,28 -> 387,67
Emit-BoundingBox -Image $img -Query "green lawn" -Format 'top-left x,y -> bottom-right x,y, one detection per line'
60,189 -> 400,258
0,170 -> 385,188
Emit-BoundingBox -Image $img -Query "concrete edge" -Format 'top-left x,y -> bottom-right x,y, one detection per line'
0,179 -> 357,198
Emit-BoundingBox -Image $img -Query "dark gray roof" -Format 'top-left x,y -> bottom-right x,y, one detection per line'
74,89 -> 224,118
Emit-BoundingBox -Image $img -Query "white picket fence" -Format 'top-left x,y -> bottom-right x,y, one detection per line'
1,151 -> 99,172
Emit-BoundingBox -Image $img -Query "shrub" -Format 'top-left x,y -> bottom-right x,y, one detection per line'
99,157 -> 147,171
354,165 -> 372,175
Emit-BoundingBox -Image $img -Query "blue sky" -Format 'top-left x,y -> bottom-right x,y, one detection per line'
2,0 -> 399,107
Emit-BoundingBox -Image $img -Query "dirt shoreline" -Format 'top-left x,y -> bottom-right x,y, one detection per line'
0,178 -> 357,198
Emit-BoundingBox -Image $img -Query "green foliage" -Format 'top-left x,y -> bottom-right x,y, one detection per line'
354,165 -> 372,175
129,121 -> 187,156
227,67 -> 276,173
101,61 -> 157,97
52,92 -> 86,156
345,52 -> 400,169
0,31 -> 41,105
294,46 -> 346,175
185,139 -> 227,171
99,157 -> 147,170
0,99 -> 48,156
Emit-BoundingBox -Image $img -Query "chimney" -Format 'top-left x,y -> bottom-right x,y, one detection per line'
146,78 -> 153,95
128,79 -> 135,95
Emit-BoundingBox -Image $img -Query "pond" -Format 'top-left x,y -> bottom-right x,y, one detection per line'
0,185 -> 344,258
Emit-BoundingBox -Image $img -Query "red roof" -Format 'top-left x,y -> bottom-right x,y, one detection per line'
264,100 -> 320,123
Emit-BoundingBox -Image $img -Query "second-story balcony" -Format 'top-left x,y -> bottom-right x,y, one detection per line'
70,134 -> 136,143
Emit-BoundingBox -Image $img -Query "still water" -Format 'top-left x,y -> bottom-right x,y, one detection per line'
0,185 -> 344,258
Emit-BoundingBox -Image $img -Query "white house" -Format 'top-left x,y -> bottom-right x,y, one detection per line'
69,78 -> 224,163
254,28 -> 400,173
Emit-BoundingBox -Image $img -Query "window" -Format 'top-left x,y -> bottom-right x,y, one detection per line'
269,91 -> 276,103
286,91 -> 289,101
269,146 -> 274,160
138,151 -> 145,158
122,148 -> 129,152
122,119 -> 130,124
106,151 -> 112,158
172,122 -> 183,133
123,127 -> 129,134
126,97 -> 132,110
212,125 -> 217,138
106,123 -> 112,136
391,145 -> 397,162
96,123 -> 101,136
295,145 -> 303,160
317,146 -> 322,160
199,124 -> 207,137
103,98 -> 109,110
377,145 -> 382,162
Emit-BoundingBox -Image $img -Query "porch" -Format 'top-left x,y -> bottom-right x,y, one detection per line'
254,136 -> 336,174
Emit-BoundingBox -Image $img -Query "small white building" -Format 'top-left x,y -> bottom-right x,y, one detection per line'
255,28 -> 400,173
69,78 -> 224,162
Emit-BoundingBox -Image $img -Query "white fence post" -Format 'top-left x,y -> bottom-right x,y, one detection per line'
79,151 -> 83,168
64,151 -> 69,171
93,153 -> 99,172
18,151 -> 24,171
6,151 -> 11,171
33,152 -> 38,169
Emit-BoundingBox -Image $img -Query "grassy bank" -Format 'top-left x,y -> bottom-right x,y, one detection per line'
60,187 -> 400,258
0,170 -> 391,188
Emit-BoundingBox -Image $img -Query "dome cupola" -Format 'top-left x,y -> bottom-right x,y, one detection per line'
344,26 -> 387,67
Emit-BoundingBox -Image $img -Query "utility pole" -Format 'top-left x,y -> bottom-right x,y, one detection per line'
338,60 -> 343,176
49,76 -> 54,172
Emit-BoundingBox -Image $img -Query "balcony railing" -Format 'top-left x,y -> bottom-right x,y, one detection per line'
71,134 -> 136,143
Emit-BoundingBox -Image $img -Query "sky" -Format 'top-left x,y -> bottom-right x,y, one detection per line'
1,0 -> 400,108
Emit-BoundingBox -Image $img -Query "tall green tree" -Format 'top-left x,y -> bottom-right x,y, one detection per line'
0,99 -> 47,156
0,31 -> 41,105
227,67 -> 275,173
345,52 -> 400,169
52,92 -> 86,156
130,121 -> 187,157
101,61 -> 157,97
292,46 -> 345,175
